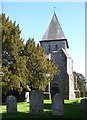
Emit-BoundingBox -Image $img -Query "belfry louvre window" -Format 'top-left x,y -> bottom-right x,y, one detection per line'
49,45 -> 51,52
55,44 -> 58,51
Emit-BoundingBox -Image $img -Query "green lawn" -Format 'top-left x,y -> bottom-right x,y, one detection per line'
0,98 -> 87,119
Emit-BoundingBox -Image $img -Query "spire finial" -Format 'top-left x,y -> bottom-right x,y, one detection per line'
54,6 -> 56,13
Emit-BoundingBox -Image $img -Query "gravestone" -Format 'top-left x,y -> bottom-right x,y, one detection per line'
30,90 -> 43,114
80,98 -> 87,112
25,92 -> 29,102
52,93 -> 64,116
6,95 -> 17,113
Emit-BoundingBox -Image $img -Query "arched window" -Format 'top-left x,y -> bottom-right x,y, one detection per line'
49,45 -> 51,52
55,44 -> 58,51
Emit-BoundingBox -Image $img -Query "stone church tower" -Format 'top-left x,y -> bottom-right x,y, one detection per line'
40,12 -> 75,100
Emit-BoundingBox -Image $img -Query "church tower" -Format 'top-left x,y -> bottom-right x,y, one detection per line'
40,12 -> 75,100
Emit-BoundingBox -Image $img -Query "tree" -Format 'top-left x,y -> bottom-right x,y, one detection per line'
25,38 -> 59,91
1,13 -> 59,96
73,71 -> 86,97
1,13 -> 29,94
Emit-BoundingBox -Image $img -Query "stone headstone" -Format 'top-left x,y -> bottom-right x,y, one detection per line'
80,98 -> 87,112
25,92 -> 29,102
30,90 -> 43,114
52,93 -> 64,116
6,95 -> 17,113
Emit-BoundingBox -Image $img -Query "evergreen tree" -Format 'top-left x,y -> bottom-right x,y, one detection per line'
25,38 -> 59,91
1,13 -> 59,95
1,13 -> 28,94
73,71 -> 86,96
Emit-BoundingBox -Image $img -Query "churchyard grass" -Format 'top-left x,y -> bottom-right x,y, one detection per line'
0,98 -> 87,119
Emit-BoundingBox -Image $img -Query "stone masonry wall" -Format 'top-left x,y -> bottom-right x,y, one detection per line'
41,40 -> 68,99
40,40 -> 75,100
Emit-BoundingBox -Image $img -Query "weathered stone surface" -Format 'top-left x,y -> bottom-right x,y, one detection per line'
6,95 -> 17,113
52,93 -> 64,116
30,90 -> 43,114
80,98 -> 87,112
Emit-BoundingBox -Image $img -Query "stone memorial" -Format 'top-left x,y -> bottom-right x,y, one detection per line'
30,90 -> 43,114
80,98 -> 87,112
52,93 -> 64,116
25,92 -> 29,102
6,95 -> 17,113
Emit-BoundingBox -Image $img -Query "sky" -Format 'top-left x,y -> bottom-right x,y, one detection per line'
0,1 -> 85,76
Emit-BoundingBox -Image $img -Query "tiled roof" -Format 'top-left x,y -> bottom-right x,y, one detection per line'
42,12 -> 66,40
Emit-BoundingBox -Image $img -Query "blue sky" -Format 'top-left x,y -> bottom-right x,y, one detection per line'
0,2 -> 85,76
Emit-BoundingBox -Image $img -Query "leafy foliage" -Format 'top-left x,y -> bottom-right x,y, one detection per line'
1,13 -> 59,94
73,71 -> 86,96
25,38 -> 59,91
1,13 -> 28,94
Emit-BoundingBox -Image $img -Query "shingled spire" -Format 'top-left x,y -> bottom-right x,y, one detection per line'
41,12 -> 69,48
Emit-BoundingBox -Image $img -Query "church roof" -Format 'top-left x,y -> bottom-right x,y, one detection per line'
62,48 -> 71,58
42,12 -> 66,40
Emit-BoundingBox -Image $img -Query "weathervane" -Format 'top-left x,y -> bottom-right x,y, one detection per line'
54,6 -> 56,13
